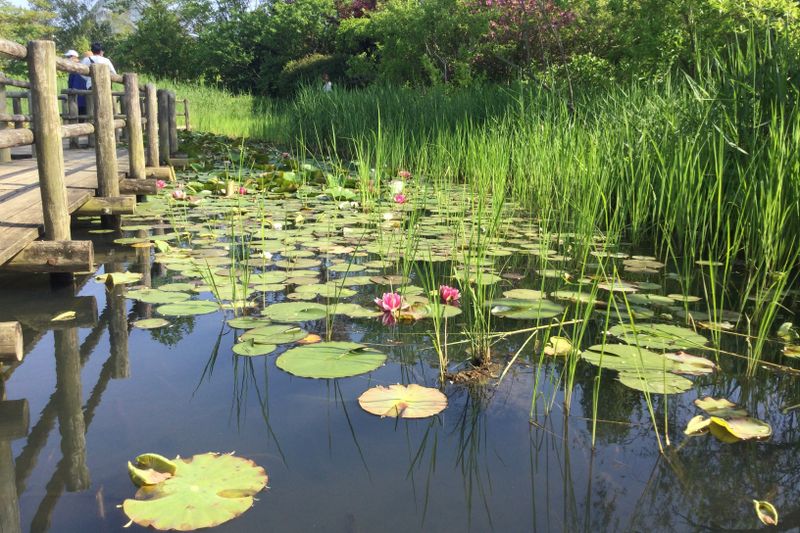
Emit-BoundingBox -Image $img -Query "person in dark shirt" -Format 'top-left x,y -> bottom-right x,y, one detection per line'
64,50 -> 88,116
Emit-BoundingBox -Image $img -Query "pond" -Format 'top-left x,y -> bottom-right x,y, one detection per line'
2,135 -> 799,532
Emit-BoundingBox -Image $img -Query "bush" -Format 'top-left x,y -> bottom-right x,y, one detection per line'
276,53 -> 348,96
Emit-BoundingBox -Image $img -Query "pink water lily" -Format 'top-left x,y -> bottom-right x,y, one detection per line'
156,179 -> 166,189
171,189 -> 186,200
238,186 -> 247,194
375,292 -> 404,314
398,170 -> 412,179
439,285 -> 461,303
393,193 -> 407,204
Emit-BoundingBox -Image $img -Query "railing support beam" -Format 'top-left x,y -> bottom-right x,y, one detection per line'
123,73 -> 145,180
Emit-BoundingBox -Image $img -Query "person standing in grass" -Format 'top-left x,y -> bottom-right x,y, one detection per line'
322,72 -> 333,92
65,50 -> 88,117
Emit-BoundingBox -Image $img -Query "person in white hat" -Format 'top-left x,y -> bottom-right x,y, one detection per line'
65,50 -> 88,118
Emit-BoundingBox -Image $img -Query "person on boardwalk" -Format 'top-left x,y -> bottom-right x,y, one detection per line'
64,50 -> 88,117
81,42 -> 117,89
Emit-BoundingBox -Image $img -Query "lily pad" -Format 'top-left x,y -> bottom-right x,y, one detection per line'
491,299 -> 564,320
684,415 -> 772,443
127,289 -> 192,305
502,289 -> 546,300
157,300 -> 220,317
543,336 -> 573,356
95,271 -> 143,286
358,384 -> 448,418
618,371 -> 693,394
241,325 -> 307,344
232,340 -> 276,356
261,302 -> 327,322
133,318 -> 170,330
607,323 -> 708,350
276,341 -> 386,379
122,452 -> 268,531
753,500 -> 779,526
227,317 -> 271,329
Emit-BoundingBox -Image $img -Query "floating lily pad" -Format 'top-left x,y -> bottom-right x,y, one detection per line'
684,415 -> 772,442
241,325 -> 307,344
543,336 -> 573,356
122,452 -> 268,531
358,384 -> 447,418
502,289 -> 546,300
618,371 -> 693,394
754,500 -> 779,526
607,323 -> 708,350
330,303 -> 382,318
227,317 -> 271,329
694,397 -> 747,417
126,289 -> 192,304
261,302 -> 327,322
95,271 -> 143,286
158,282 -> 196,292
294,283 -> 356,298
276,341 -> 386,379
233,339 -> 276,356
490,299 -> 564,320
157,300 -> 220,316
133,318 -> 170,330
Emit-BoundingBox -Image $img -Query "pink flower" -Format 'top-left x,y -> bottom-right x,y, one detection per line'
374,292 -> 403,314
238,186 -> 247,195
439,285 -> 461,303
281,152 -> 291,159
156,179 -> 166,189
398,170 -> 412,179
393,193 -> 407,204
171,189 -> 186,200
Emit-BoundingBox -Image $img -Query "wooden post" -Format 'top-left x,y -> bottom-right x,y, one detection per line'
0,321 -> 23,362
27,40 -> 70,242
124,73 -> 145,180
183,98 -> 190,131
67,93 -> 79,149
144,84 -> 158,167
0,79 -> 10,162
86,92 -> 95,147
12,96 -> 22,128
157,89 -> 170,165
53,327 -> 90,491
107,282 -> 129,379
114,94 -> 123,142
167,91 -> 178,155
90,62 -> 120,228
27,91 -> 36,158
3,241 -> 94,273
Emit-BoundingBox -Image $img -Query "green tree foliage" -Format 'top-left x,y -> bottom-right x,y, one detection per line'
0,0 -> 55,75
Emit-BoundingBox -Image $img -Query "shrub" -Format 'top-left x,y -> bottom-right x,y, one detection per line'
276,53 -> 348,96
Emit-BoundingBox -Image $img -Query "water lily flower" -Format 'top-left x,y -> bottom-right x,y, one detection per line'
281,152 -> 291,159
439,285 -> 461,303
393,193 -> 407,204
171,189 -> 186,200
156,179 -> 166,189
382,212 -> 394,221
389,180 -> 404,195
375,292 -> 404,314
398,170 -> 412,179
272,222 -> 283,231
238,186 -> 247,195
257,251 -> 273,260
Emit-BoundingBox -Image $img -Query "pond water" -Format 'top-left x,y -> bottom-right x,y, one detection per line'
2,144 -> 799,532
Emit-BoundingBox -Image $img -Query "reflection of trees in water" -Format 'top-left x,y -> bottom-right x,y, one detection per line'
147,315 -> 196,346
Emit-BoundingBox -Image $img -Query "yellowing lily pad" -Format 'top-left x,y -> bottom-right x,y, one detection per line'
276,341 -> 386,379
754,500 -> 778,526
122,452 -> 268,531
543,336 -> 573,356
133,318 -> 170,330
240,325 -> 307,344
358,384 -> 448,418
684,415 -> 772,442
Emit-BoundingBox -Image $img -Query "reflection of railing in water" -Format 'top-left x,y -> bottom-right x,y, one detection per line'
0,255 -> 139,532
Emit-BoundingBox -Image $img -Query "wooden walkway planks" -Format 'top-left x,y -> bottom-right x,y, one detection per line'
0,148 -> 130,265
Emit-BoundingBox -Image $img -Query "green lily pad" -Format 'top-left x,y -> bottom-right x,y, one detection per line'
502,289 -> 546,300
490,299 -> 564,320
157,300 -> 220,316
95,271 -> 143,286
158,282 -> 196,292
241,325 -> 307,344
233,340 -> 277,356
133,318 -> 170,330
358,384 -> 448,418
126,289 -> 192,305
227,317 -> 271,329
618,371 -> 693,394
294,283 -> 356,298
330,303 -> 383,318
276,341 -> 386,379
328,263 -> 366,273
122,452 -> 268,531
607,323 -> 708,350
261,302 -> 327,322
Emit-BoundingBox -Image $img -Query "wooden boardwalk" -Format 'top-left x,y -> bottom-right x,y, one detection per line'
0,148 -> 129,265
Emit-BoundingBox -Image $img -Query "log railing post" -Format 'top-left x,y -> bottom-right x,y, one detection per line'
67,93 -> 79,149
90,62 -> 119,227
144,84 -> 159,167
27,91 -> 36,158
156,89 -> 169,165
183,98 -> 190,131
123,73 -> 144,180
12,96 -> 22,128
27,40 -> 70,241
167,91 -> 178,155
0,78 -> 10,162
86,92 -> 95,147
